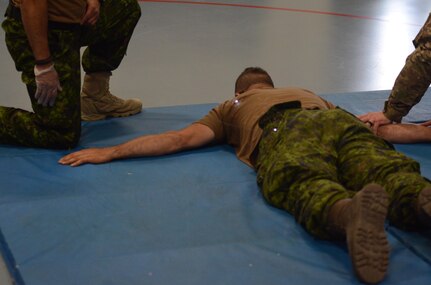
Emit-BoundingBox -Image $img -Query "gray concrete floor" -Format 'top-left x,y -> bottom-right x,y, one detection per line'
0,0 -> 430,110
0,0 -> 430,283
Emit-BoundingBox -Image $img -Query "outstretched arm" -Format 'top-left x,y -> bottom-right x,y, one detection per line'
59,123 -> 216,166
376,123 -> 431,144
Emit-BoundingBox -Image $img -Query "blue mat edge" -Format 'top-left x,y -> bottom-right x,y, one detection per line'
0,228 -> 25,285
1,90 -> 431,283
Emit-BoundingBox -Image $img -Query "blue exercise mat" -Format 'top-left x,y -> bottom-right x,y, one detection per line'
0,90 -> 430,285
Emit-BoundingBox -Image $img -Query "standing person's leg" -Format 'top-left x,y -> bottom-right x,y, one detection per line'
1,16 -> 81,149
80,0 -> 142,121
256,107 -> 389,284
334,109 -> 431,230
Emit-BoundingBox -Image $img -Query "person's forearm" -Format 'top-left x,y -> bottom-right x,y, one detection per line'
377,123 -> 431,144
20,0 -> 51,61
110,131 -> 189,160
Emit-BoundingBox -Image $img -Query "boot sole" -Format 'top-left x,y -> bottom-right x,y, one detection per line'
346,184 -> 390,284
81,108 -> 142,122
417,187 -> 431,227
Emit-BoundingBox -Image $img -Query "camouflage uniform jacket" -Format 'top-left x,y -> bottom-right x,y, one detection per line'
384,13 -> 431,122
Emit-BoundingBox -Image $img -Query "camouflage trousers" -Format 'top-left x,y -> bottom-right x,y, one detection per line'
0,0 -> 141,148
255,106 -> 430,240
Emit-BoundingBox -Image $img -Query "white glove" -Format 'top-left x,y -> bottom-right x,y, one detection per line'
34,64 -> 63,107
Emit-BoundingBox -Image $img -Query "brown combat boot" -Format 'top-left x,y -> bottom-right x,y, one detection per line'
81,72 -> 142,121
417,187 -> 431,227
328,184 -> 390,284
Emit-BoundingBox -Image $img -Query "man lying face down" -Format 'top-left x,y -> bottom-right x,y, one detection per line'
60,67 -> 431,284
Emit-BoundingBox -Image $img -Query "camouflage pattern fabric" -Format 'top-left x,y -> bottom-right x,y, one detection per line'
81,0 -> 141,73
384,13 -> 431,122
256,107 -> 430,240
0,0 -> 141,148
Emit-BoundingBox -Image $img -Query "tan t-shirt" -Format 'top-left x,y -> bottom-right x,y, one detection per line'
48,0 -> 87,24
196,88 -> 336,168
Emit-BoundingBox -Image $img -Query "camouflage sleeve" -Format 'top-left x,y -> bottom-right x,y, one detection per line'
413,13 -> 431,48
384,14 -> 431,122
